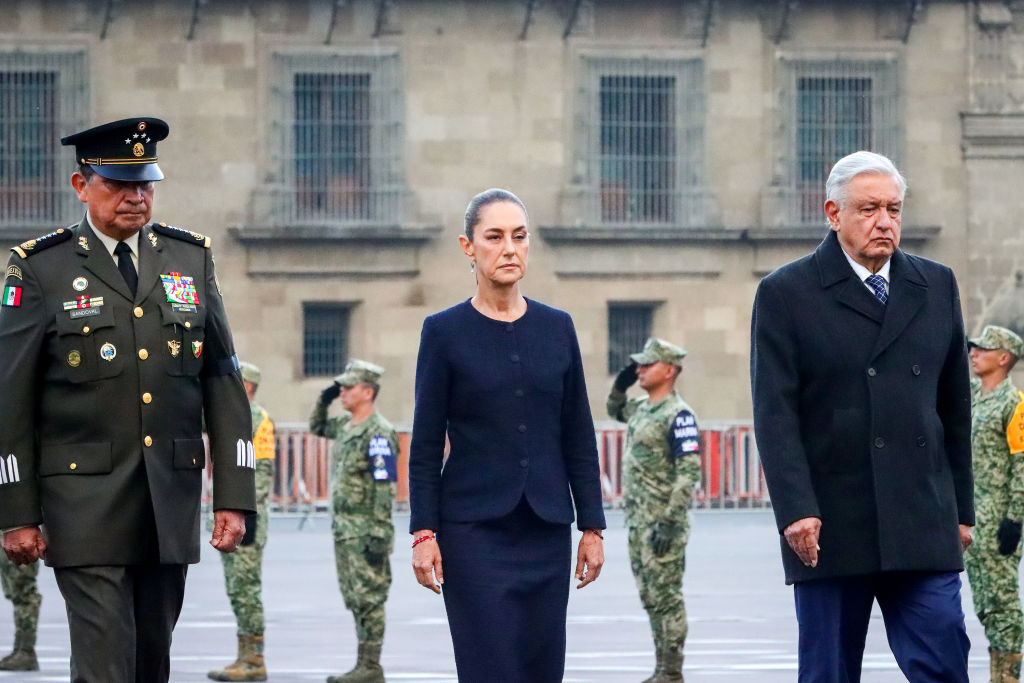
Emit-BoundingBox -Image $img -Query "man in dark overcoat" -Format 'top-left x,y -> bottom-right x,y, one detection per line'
750,150 -> 974,682
0,117 -> 256,682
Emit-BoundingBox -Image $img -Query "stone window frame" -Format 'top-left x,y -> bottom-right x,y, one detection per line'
607,301 -> 658,374
0,47 -> 89,231
572,50 -> 709,230
302,301 -> 352,377
268,48 -> 404,229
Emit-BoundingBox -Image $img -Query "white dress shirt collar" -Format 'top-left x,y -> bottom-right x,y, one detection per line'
840,247 -> 890,292
85,213 -> 140,267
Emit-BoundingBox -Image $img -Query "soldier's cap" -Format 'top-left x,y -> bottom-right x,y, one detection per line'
630,337 -> 687,366
334,359 -> 385,388
61,117 -> 169,182
239,361 -> 261,385
968,325 -> 1024,359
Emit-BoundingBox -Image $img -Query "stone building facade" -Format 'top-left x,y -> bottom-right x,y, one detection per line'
0,0 -> 1020,425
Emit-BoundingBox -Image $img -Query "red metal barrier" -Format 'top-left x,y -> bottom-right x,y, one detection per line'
203,422 -> 770,510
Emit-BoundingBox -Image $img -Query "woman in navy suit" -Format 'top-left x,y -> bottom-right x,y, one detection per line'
409,188 -> 606,682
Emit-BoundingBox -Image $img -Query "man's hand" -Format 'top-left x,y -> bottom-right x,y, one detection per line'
2,527 -> 45,565
575,530 -> 604,589
411,530 -> 443,594
320,382 -> 341,404
783,517 -> 821,568
210,509 -> 246,553
959,523 -> 974,552
649,520 -> 680,556
997,519 -> 1021,555
613,363 -> 639,392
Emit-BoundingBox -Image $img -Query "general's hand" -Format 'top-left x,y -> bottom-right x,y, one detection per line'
960,523 -> 974,552
783,517 -> 821,568
613,363 -> 639,392
210,509 -> 246,553
411,530 -> 443,594
649,520 -> 680,556
575,530 -> 604,589
2,527 -> 45,565
320,382 -> 341,404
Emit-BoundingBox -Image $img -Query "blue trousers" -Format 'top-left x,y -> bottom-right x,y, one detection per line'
794,571 -> 970,683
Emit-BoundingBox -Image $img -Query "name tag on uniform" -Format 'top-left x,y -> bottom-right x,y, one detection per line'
172,303 -> 197,313
70,308 -> 100,319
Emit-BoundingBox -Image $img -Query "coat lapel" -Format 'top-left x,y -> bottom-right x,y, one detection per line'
75,220 -> 133,302
815,231 -> 885,324
137,224 -> 168,304
868,249 -> 927,361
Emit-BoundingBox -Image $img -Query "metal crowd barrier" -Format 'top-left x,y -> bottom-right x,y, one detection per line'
202,421 -> 769,511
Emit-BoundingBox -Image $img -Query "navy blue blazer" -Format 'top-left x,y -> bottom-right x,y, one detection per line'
408,298 -> 606,533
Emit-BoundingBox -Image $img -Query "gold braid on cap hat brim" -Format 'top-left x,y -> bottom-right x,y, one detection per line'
81,157 -> 158,165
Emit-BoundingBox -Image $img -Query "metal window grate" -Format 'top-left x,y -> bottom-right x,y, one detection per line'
578,56 -> 706,227
607,303 -> 654,374
0,50 -> 88,229
271,52 -> 403,226
780,58 -> 900,225
302,303 -> 351,377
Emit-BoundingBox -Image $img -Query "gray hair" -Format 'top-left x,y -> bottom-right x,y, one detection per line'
825,151 -> 906,208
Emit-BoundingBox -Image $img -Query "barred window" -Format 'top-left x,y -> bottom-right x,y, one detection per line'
578,56 -> 706,227
780,58 -> 900,225
271,52 -> 403,226
0,50 -> 88,228
303,303 -> 351,377
608,303 -> 655,374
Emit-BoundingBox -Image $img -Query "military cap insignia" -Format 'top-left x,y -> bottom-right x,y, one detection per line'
151,222 -> 211,248
11,228 -> 73,259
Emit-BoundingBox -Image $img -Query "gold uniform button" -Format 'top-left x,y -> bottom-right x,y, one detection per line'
138,348 -> 149,360
133,307 -> 144,318
142,392 -> 152,404
69,463 -> 77,470
144,436 -> 153,447
82,326 -> 90,334
184,321 -> 191,329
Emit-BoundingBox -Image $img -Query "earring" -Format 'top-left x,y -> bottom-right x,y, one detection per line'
470,261 -> 476,273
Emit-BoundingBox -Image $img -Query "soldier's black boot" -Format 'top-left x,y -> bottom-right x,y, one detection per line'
0,628 -> 39,671
328,642 -> 385,683
641,647 -> 664,682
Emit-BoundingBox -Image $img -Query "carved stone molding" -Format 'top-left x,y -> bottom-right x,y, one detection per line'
961,112 -> 1024,157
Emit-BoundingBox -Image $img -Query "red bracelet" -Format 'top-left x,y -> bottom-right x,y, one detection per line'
412,534 -> 435,548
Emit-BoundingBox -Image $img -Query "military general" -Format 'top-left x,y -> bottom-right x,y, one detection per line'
965,325 -> 1024,682
209,361 -> 275,682
0,117 -> 255,682
608,338 -> 701,683
310,359 -> 398,683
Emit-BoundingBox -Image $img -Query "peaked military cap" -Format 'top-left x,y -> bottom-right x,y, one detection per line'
334,359 -> 385,388
630,337 -> 688,366
239,361 -> 261,385
969,325 -> 1024,359
61,117 -> 169,182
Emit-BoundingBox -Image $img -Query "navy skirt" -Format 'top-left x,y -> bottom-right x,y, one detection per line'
439,498 -> 572,683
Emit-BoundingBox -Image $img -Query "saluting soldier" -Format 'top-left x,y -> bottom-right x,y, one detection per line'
965,325 -> 1024,682
608,338 -> 702,683
310,359 -> 398,683
209,361 -> 275,682
0,117 -> 255,682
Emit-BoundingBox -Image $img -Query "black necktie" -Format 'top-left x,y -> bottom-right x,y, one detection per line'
114,241 -> 138,297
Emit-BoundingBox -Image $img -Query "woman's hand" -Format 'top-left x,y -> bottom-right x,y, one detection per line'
575,529 -> 604,589
411,529 -> 443,594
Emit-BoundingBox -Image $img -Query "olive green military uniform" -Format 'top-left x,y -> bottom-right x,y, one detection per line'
964,325 -> 1024,681
209,359 -> 275,682
310,359 -> 397,683
609,338 -> 701,683
0,553 -> 40,670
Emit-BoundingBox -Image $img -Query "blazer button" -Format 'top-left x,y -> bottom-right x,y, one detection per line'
144,436 -> 153,447
506,324 -> 514,332
82,325 -> 90,334
917,436 -> 927,447
142,392 -> 152,404
912,365 -> 921,376
517,424 -> 527,433
874,437 -> 885,448
184,321 -> 191,329
514,389 -> 524,397
519,459 -> 528,468
867,368 -> 876,377
510,353 -> 519,362
133,306 -> 144,318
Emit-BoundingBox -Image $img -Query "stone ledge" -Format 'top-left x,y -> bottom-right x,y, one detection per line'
539,224 -> 939,244
961,113 -> 1024,159
228,223 -> 442,244
746,225 -> 941,242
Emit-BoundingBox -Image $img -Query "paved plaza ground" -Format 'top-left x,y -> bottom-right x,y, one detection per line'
0,509 -> 994,681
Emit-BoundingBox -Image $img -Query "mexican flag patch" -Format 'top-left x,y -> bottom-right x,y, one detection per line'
2,285 -> 21,307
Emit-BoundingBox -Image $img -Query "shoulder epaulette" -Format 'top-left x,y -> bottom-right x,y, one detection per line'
151,222 -> 211,248
11,227 -> 74,259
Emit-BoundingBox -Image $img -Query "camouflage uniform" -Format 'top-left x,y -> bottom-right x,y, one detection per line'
309,359 -> 397,683
609,338 -> 701,683
0,552 -> 40,669
964,325 -> 1024,681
